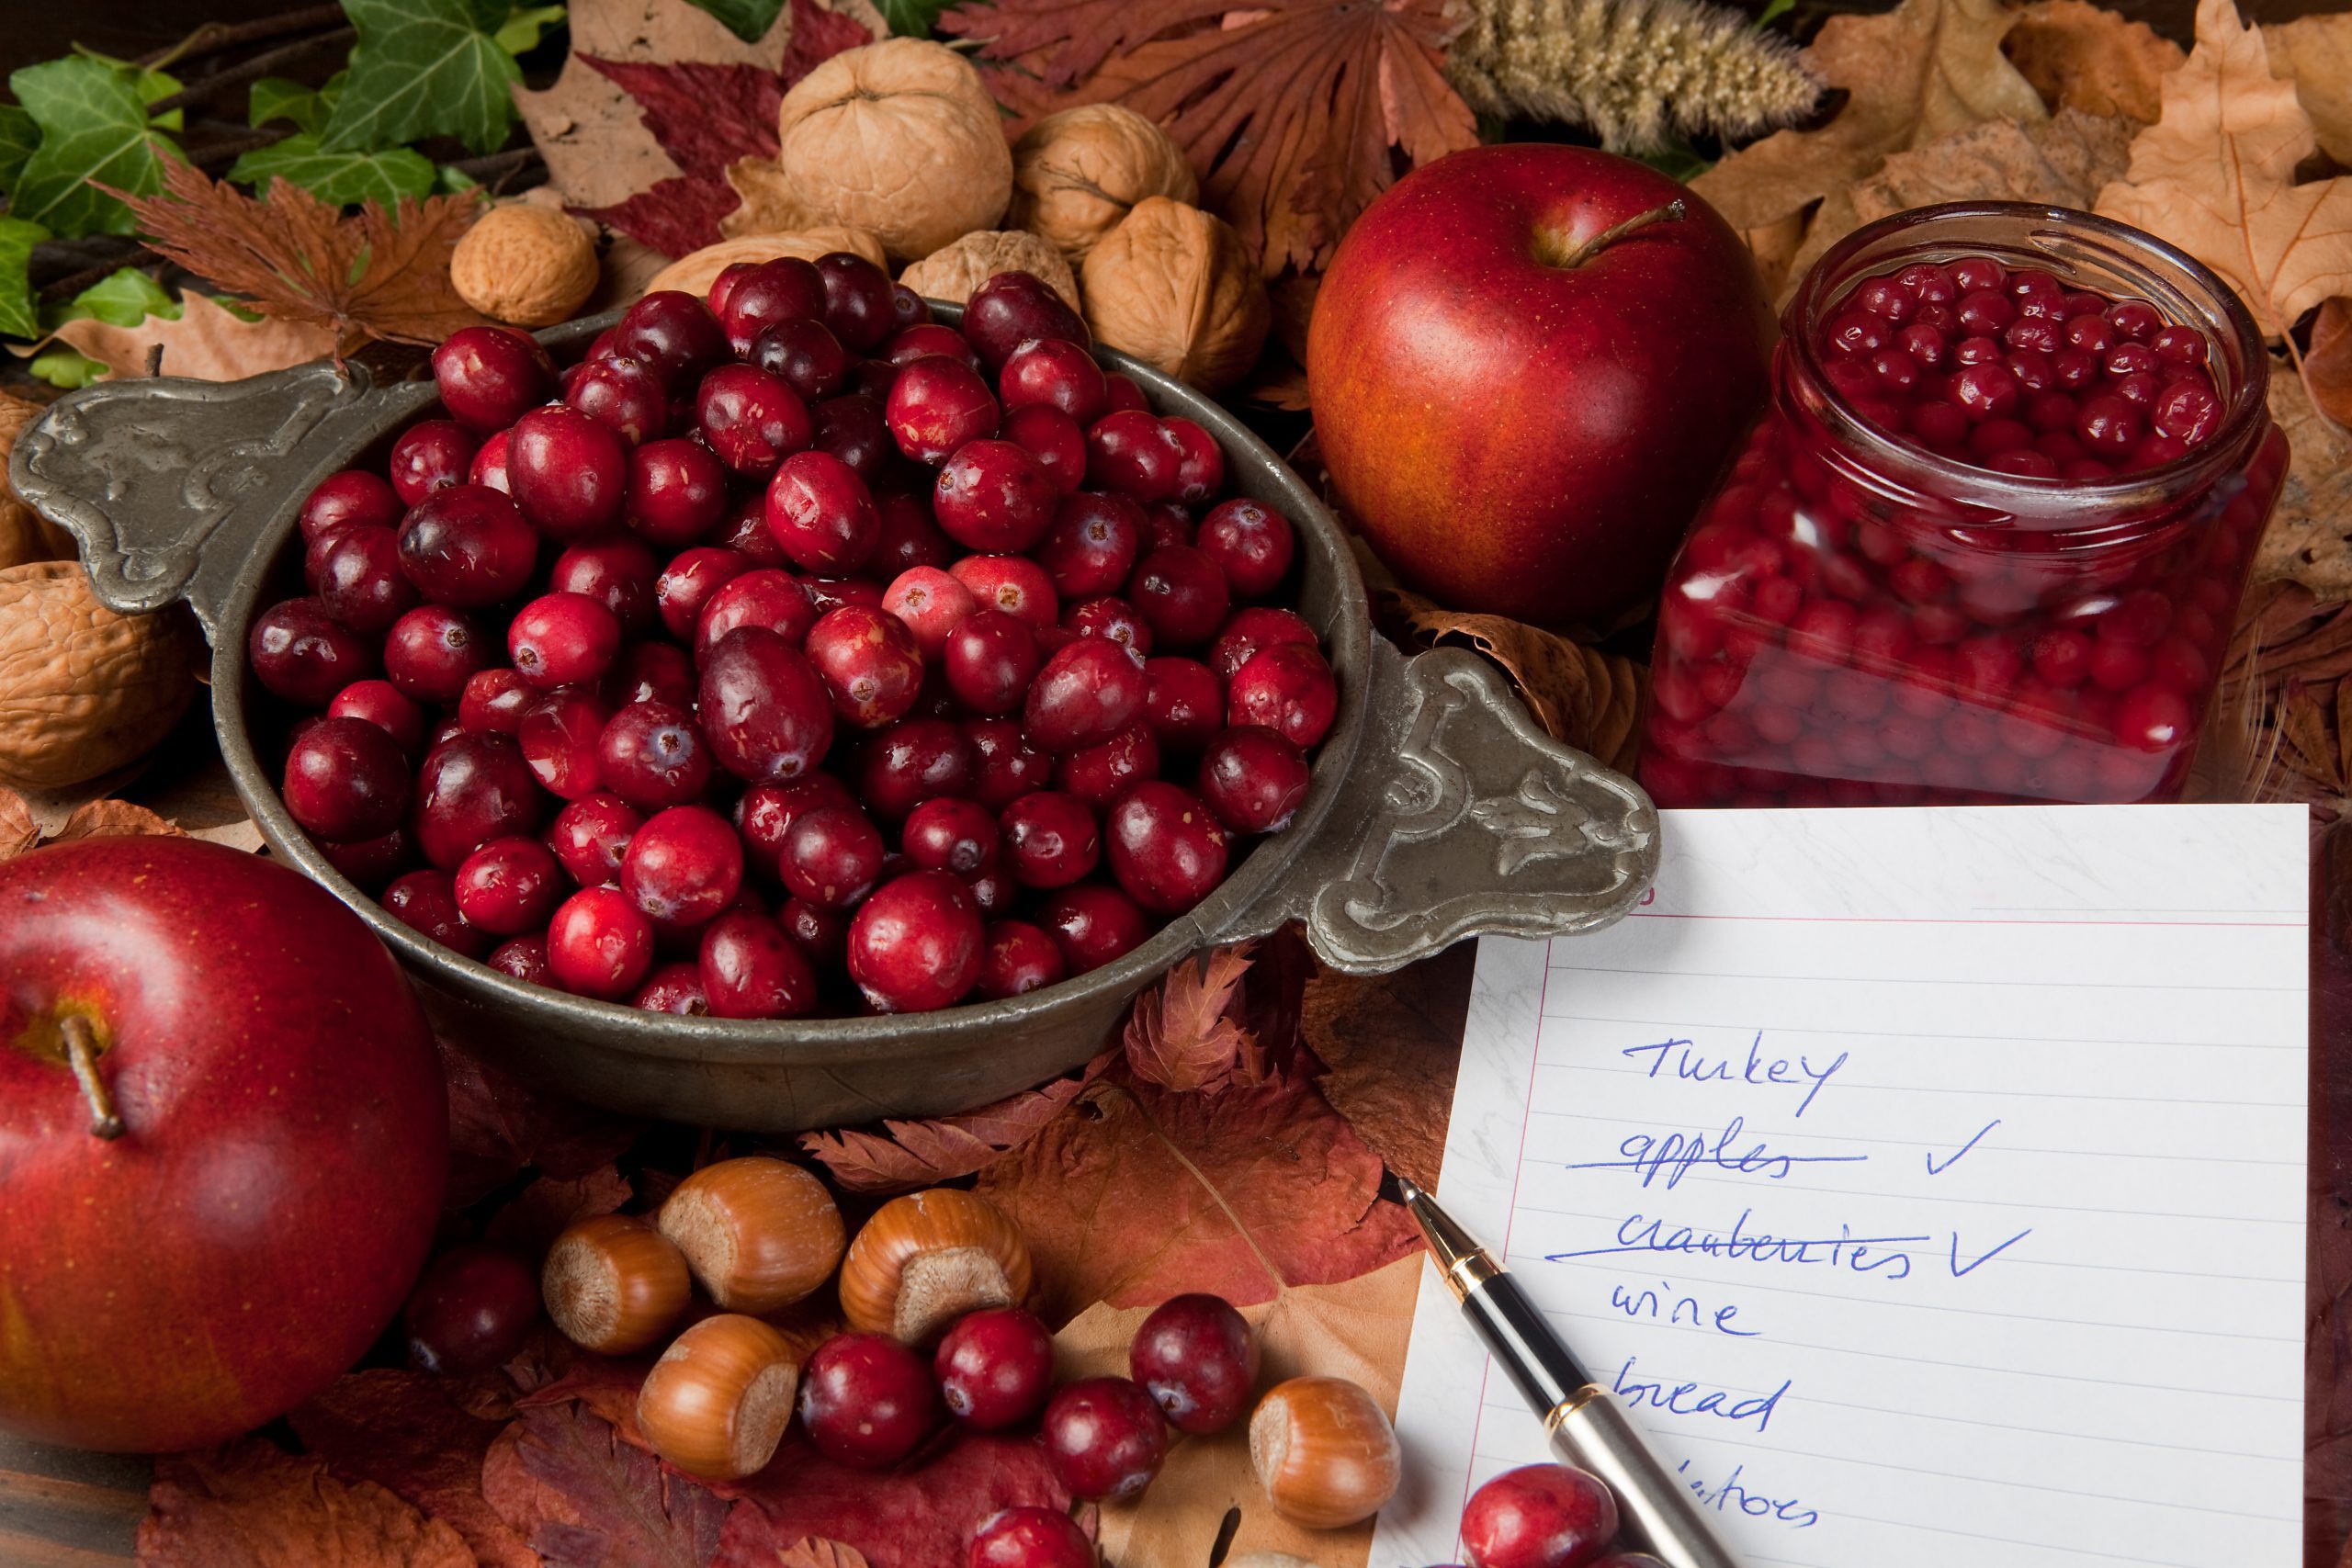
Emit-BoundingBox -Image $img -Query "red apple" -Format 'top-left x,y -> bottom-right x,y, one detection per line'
1306,144 -> 1771,628
0,837 -> 447,1451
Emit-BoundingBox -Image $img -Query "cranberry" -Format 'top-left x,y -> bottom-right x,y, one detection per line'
383,868 -> 487,956
655,547 -> 752,641
1136,657 -> 1223,751
330,678 -> 427,752
882,321 -> 978,370
614,804 -> 740,931
312,525 -> 419,635
877,565 -> 976,657
805,604 -> 926,728
634,961 -> 708,1013
890,283 -> 931,328
1196,499 -> 1295,598
594,699 -> 711,808
950,554 -> 1059,628
734,774 -> 854,873
1001,403 -> 1089,494
1208,605 -> 1317,681
749,314 -> 852,404
626,437 -> 729,547
1066,596 -> 1151,659
1000,790 -> 1100,888
300,469 -> 401,541
283,716 -> 411,841
547,885 -> 658,998
855,492 -> 948,579
846,869 -> 983,1010
402,1245 -> 538,1375
812,391 -> 898,485
798,1329 -> 940,1467
1042,1376 -> 1165,1501
566,354 -> 670,446
1228,641 -> 1337,749
397,484 -> 537,607
549,792 -> 641,886
943,609 -> 1042,715
609,289 -> 731,393
780,895 -> 849,964
1131,1293 -> 1256,1434
935,440 -> 1059,553
1057,724 -> 1159,812
1197,726 -> 1311,834
694,569 -> 819,664
451,835 -> 565,935
765,449 -> 881,572
1140,502 -> 1192,552
698,626 -> 836,784
903,795 -> 1000,876
489,933 -> 551,984
1084,411 -> 1183,501
432,325 -> 554,432
691,362 -> 811,479
697,908 -> 819,1018
509,406 -> 631,540
549,536 -> 658,636
887,355 -> 1001,465
1038,883 -> 1151,973
471,432 -> 515,491
1035,491 -> 1145,598
518,688 -> 611,799
857,717 -> 974,819
507,592 -> 623,692
1105,782 -> 1228,913
1153,416 -> 1216,502
816,252 -> 897,353
1026,638 -> 1148,751
966,717 -> 1055,808
390,420 -> 478,506
414,728 -> 542,867
804,576 -> 888,615
1459,1463 -> 1619,1568
1000,336 -> 1107,423
935,1306 -> 1055,1429
975,919 -> 1067,998
600,642 -> 693,711
1127,546 -> 1230,648
782,803 -> 887,908
384,604 -> 489,702
1102,372 -> 1148,413
967,1506 -> 1094,1568
965,271 -> 1090,371
718,255 -> 828,355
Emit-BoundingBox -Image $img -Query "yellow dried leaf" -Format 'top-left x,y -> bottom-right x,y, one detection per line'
774,1540 -> 872,1568
1391,589 -> 1646,773
2253,367 -> 2352,601
51,292 -> 335,383
2264,13 -> 2352,166
1690,0 -> 2047,234
0,786 -> 38,861
51,799 -> 185,842
2004,0 -> 2183,124
2094,0 -> 2352,344
2311,298 -> 2352,433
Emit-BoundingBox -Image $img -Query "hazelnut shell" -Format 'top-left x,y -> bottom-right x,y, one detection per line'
839,1187 -> 1035,1344
541,1213 -> 690,1355
656,1156 -> 845,1314
1248,1375 -> 1402,1530
635,1313 -> 800,1479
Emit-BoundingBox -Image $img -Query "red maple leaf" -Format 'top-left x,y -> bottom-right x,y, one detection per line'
711,1430 -> 1069,1568
290,1370 -> 536,1568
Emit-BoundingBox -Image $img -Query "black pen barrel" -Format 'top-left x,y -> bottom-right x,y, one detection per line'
1464,1271 -> 1591,1414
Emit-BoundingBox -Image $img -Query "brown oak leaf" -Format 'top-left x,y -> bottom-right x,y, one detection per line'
2254,366 -> 2352,602
774,1540 -> 873,1568
0,786 -> 39,861
51,798 -> 186,841
2312,298 -> 2352,434
290,1370 -> 536,1568
943,0 -> 1479,277
2265,13 -> 2352,167
1690,0 -> 2048,235
975,1064 -> 1422,1325
797,1055 -> 1110,1193
710,1430 -> 1069,1568
1124,943 -> 1265,1093
1301,942 -> 1478,1192
116,162 -> 485,355
2003,0 -> 2182,125
1392,588 -> 1647,772
50,291 -> 334,382
480,1402 -> 729,1568
2095,0 -> 2352,344
137,1436 -> 476,1568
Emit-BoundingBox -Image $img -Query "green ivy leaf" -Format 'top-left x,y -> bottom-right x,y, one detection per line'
870,0 -> 952,36
322,0 -> 524,158
0,218 -> 49,340
684,0 -> 783,40
29,345 -> 107,389
0,106 -> 36,196
50,266 -> 179,329
436,164 -> 481,193
250,75 -> 330,133
1637,136 -> 1713,184
495,3 -> 569,55
229,135 -> 437,205
1752,0 -> 1795,28
9,56 -> 184,237
70,46 -> 185,130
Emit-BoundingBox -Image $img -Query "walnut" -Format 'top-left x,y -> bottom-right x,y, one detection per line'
450,202 -> 599,328
0,395 -> 71,569
1080,197 -> 1269,391
1012,105 -> 1199,264
643,229 -> 888,299
772,39 -> 1012,262
0,561 -> 200,790
899,231 -> 1080,310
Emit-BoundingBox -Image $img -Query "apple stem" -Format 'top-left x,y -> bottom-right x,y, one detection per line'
1550,199 -> 1688,271
59,1016 -> 124,1141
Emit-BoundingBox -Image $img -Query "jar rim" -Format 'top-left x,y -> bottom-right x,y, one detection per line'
1787,201 -> 2272,518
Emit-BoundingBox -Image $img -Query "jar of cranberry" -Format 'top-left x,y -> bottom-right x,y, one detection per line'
1639,202 -> 2286,808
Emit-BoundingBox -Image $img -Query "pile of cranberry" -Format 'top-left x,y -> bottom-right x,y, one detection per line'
250,259 -> 1336,1014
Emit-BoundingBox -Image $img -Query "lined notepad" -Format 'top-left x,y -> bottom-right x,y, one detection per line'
1371,806 -> 2307,1568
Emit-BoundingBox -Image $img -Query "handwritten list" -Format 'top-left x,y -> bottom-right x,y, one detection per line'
1371,805 -> 2307,1568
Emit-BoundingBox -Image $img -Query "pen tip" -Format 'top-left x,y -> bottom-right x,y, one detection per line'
1396,1174 -> 1425,1204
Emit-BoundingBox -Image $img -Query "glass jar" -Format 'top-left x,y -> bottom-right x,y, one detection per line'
1638,203 -> 2286,808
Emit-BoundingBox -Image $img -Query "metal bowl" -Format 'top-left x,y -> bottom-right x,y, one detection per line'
13,307 -> 1658,1131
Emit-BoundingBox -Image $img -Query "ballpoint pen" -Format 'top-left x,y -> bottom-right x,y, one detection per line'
1396,1175 -> 1741,1568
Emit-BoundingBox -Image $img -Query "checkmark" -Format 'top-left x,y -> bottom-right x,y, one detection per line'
1950,1226 -> 2032,1278
1926,1118 -> 2001,1176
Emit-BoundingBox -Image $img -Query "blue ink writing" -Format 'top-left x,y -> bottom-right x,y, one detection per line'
1567,1115 -> 1870,1190
1614,1355 -> 1790,1432
1950,1227 -> 2032,1278
1608,1279 -> 1759,1337
1552,1210 -> 1924,1280
1620,1033 -> 1849,1117
1926,1118 -> 2001,1176
1675,1459 -> 1821,1529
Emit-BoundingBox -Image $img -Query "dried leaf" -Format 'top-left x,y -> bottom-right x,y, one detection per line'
944,0 -> 1480,276
290,1371 -> 537,1568
117,162 -> 486,355
439,1035 -> 644,1207
137,1436 -> 477,1568
51,798 -> 184,841
774,1540 -> 873,1568
574,58 -> 789,255
0,786 -> 39,861
1125,943 -> 1264,1093
2264,13 -> 2352,167
2003,0 -> 2182,124
50,291 -> 335,382
2094,0 -> 2352,344
976,1066 -> 1422,1325
2255,363 -> 2352,601
483,1163 -> 635,1255
1392,588 -> 1647,773
480,1402 -> 729,1568
1301,943 -> 1477,1191
1055,1252 -> 1422,1568
1690,0 -> 2047,234
2312,298 -> 2352,434
710,1430 -> 1069,1568
797,1055 -> 1108,1193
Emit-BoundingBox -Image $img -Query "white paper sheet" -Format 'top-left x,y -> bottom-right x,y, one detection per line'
1371,805 -> 2308,1568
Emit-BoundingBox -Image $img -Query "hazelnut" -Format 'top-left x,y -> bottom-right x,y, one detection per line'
643,229 -> 887,300
1012,105 -> 1199,263
541,1213 -> 691,1355
451,202 -> 598,328
772,38 -> 1012,261
899,231 -> 1080,311
655,1156 -> 845,1314
838,1188 -> 1034,1345
635,1313 -> 800,1480
1080,197 -> 1270,392
1248,1375 -> 1402,1530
